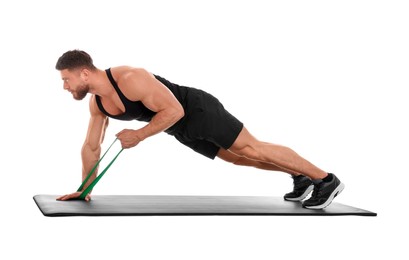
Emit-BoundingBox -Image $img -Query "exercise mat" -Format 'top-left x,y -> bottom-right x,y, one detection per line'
33,194 -> 377,217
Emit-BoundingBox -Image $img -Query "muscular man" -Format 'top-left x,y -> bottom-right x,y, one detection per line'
56,50 -> 344,209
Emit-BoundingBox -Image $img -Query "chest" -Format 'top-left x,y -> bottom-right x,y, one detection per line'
95,94 -> 156,122
99,94 -> 125,116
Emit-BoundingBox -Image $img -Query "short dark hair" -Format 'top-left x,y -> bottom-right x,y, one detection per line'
55,50 -> 97,71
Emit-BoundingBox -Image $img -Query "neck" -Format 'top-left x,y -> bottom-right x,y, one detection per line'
88,69 -> 112,97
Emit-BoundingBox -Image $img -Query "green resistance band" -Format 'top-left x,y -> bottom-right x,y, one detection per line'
77,138 -> 124,200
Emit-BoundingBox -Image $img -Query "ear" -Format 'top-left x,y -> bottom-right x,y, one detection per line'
80,68 -> 90,81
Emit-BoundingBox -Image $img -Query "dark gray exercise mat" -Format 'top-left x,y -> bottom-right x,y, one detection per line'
33,195 -> 377,217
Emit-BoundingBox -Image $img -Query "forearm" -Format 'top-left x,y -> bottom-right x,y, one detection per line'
136,108 -> 184,141
80,142 -> 101,192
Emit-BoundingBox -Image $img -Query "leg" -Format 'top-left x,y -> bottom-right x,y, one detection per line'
228,127 -> 328,180
217,148 -> 301,176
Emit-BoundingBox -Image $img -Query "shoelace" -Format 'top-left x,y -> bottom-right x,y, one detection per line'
293,176 -> 310,190
310,182 -> 324,199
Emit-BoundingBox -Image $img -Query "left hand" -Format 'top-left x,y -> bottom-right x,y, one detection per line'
116,129 -> 142,149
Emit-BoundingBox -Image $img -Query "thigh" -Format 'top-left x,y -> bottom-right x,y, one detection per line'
174,134 -> 220,159
228,127 -> 261,158
186,90 -> 244,150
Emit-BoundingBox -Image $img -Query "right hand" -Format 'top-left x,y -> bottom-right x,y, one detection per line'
56,192 -> 91,201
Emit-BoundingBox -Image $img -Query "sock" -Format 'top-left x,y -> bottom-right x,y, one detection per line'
322,173 -> 333,182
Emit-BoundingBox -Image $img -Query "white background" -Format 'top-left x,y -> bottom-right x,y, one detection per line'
1,0 -> 408,259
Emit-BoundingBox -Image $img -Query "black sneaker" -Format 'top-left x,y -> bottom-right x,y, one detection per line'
302,173 -> 345,209
284,175 -> 314,201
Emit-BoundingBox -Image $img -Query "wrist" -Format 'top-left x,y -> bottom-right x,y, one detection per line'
134,129 -> 147,141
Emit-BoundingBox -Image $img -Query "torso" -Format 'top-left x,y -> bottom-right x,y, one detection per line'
93,66 -> 190,132
95,67 -> 157,122
97,66 -> 134,116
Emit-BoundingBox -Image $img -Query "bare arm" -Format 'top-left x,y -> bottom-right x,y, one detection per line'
57,95 -> 108,201
80,95 -> 109,190
116,68 -> 184,148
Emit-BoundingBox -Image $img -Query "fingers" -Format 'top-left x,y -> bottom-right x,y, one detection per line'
56,192 -> 91,201
116,129 -> 129,137
116,129 -> 141,149
118,141 -> 131,149
119,141 -> 134,149
116,130 -> 127,148
56,194 -> 73,201
115,135 -> 126,148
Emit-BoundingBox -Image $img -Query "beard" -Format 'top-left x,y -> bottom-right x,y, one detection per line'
72,84 -> 89,100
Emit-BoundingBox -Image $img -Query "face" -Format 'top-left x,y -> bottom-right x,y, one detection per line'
60,69 -> 90,100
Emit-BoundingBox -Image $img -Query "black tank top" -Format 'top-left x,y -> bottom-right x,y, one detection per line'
95,68 -> 189,133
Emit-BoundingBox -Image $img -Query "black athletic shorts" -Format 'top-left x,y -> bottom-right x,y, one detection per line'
170,88 -> 243,159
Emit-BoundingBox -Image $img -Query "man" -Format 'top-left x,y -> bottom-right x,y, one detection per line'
56,50 -> 344,209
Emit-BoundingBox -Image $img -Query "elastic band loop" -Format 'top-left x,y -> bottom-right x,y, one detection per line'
79,148 -> 123,199
77,138 -> 123,199
77,138 -> 118,192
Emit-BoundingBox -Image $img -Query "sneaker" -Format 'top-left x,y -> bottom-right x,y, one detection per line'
284,175 -> 314,201
302,173 -> 345,209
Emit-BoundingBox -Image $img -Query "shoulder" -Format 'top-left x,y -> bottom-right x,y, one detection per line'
89,95 -> 106,117
111,66 -> 153,84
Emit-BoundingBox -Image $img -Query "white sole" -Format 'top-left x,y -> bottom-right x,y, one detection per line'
285,185 -> 314,201
304,183 -> 345,209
